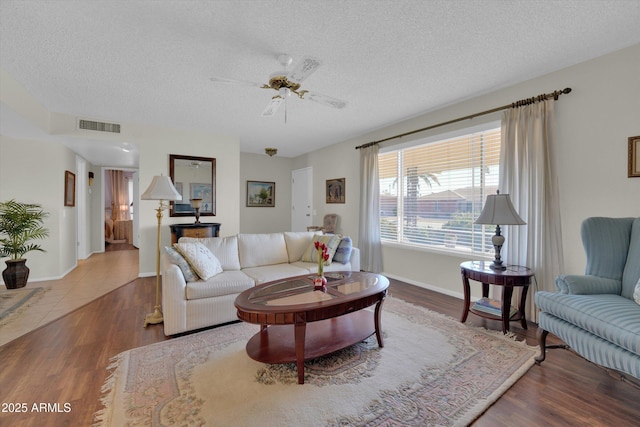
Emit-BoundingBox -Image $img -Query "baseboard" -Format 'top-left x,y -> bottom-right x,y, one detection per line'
382,272 -> 467,301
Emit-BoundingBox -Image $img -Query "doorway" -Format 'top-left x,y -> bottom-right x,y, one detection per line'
103,167 -> 139,252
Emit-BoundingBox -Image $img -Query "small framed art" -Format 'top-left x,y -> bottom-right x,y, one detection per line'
64,170 -> 76,207
629,136 -> 640,178
246,181 -> 275,207
326,178 -> 345,203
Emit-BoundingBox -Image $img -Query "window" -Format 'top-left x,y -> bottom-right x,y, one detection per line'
379,124 -> 500,255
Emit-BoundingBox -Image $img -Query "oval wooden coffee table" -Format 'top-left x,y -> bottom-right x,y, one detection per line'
234,271 -> 389,384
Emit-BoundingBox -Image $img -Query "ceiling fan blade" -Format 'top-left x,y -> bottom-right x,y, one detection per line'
305,92 -> 347,109
287,57 -> 321,83
261,96 -> 284,117
209,76 -> 262,87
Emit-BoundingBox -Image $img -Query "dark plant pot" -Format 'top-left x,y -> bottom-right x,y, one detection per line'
2,259 -> 29,289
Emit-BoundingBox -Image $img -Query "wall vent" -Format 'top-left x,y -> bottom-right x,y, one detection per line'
78,119 -> 121,133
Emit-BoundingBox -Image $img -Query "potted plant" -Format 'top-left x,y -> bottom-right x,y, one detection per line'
0,200 -> 49,289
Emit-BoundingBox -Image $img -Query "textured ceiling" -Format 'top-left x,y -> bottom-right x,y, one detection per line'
1,0 -> 639,165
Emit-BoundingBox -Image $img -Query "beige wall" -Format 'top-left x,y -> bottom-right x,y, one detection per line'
294,44 -> 640,298
239,152 -> 293,233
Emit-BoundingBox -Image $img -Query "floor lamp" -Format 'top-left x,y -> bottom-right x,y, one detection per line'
141,175 -> 182,327
475,190 -> 526,270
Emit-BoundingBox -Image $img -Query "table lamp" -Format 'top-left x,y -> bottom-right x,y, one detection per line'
475,190 -> 525,270
190,198 -> 203,223
141,175 -> 182,327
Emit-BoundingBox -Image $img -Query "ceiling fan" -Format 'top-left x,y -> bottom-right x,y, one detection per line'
210,54 -> 347,118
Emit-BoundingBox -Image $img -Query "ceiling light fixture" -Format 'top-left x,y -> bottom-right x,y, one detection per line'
265,148 -> 277,157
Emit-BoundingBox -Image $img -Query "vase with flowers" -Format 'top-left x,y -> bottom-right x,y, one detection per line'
313,241 -> 329,291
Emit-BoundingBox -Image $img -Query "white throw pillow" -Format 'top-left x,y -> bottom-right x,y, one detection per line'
179,236 -> 241,271
634,277 -> 640,305
174,242 -> 223,280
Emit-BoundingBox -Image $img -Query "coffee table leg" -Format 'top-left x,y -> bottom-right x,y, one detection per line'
294,319 -> 306,384
374,297 -> 385,348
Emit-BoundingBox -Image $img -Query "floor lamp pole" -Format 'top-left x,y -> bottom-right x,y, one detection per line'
144,203 -> 164,327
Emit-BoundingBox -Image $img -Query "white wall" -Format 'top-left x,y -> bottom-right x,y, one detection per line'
0,135 -> 78,280
294,44 -> 640,298
240,152 -> 293,233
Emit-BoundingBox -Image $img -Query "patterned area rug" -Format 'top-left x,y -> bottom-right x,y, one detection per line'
0,287 -> 45,327
95,297 -> 537,426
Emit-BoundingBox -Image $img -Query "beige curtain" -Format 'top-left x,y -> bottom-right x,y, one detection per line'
499,99 -> 564,322
108,170 -> 130,221
359,145 -> 383,273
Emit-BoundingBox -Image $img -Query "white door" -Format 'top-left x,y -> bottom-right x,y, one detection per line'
291,167 -> 312,231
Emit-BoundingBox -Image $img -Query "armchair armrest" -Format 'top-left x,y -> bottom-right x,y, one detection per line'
555,274 -> 622,295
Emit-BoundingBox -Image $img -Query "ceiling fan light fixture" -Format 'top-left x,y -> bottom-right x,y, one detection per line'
279,87 -> 291,98
265,148 -> 278,157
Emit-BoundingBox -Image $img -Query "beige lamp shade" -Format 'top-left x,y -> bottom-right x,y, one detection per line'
190,198 -> 203,209
475,191 -> 525,225
141,175 -> 182,201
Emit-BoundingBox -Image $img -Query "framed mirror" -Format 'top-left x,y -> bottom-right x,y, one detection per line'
169,154 -> 216,217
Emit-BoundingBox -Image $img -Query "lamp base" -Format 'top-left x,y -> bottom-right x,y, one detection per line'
143,306 -> 164,327
489,261 -> 507,271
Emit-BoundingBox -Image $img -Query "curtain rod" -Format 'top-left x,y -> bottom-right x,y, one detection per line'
355,87 -> 572,150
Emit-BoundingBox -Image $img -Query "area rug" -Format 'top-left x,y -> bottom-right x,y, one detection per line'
95,297 -> 537,427
0,287 -> 45,327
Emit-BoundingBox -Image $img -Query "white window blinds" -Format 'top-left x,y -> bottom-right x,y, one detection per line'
379,126 -> 501,255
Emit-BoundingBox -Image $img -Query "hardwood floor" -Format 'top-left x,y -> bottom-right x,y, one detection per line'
0,277 -> 638,426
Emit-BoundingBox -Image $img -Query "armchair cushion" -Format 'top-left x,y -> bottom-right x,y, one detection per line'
634,278 -> 640,305
555,274 -> 622,295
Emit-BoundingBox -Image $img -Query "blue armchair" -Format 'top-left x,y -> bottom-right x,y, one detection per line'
535,217 -> 640,380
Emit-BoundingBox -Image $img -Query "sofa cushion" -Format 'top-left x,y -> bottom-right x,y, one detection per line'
535,291 -> 640,356
284,231 -> 318,262
333,236 -> 353,264
301,234 -> 342,265
179,236 -> 241,271
238,233 -> 289,268
185,271 -> 254,300
164,246 -> 198,282
174,242 -> 223,280
241,264 -> 310,285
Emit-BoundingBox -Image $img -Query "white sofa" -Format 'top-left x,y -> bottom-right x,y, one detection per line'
161,231 -> 360,336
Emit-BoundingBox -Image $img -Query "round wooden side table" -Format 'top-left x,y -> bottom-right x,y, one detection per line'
460,261 -> 534,334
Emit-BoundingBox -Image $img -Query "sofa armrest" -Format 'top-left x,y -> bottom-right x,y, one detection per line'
350,247 -> 361,272
161,253 -> 188,335
555,274 -> 622,295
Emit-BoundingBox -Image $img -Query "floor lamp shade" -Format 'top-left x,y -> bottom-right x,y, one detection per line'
141,175 -> 182,201
475,191 -> 525,270
141,175 -> 181,328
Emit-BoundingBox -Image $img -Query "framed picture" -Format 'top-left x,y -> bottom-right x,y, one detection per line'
190,183 -> 213,213
64,170 -> 76,207
246,181 -> 275,207
629,135 -> 640,178
326,178 -> 345,203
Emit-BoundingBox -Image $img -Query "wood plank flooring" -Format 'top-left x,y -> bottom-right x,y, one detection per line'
0,277 -> 638,426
